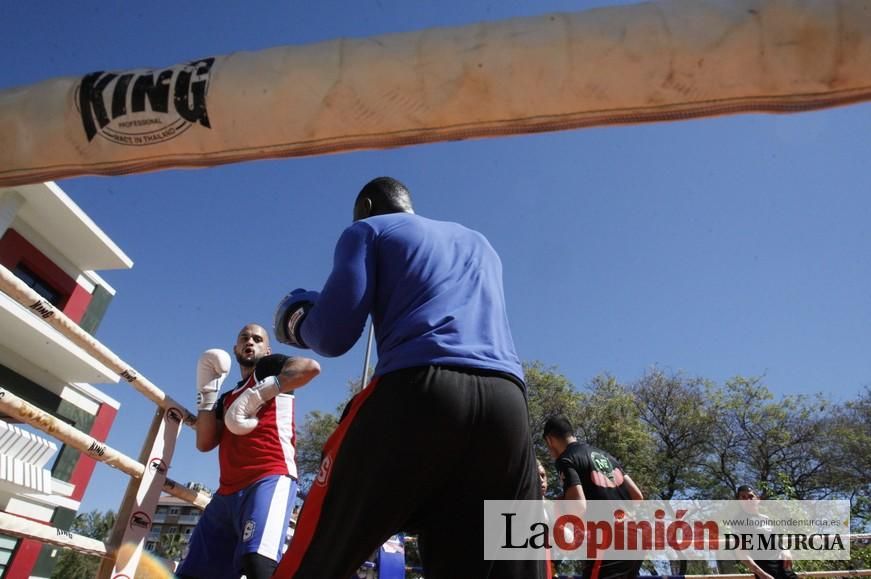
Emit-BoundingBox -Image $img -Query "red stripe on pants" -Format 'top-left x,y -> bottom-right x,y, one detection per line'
589,559 -> 603,579
274,378 -> 381,578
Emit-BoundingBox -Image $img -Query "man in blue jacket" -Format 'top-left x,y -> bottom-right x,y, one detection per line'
272,177 -> 543,579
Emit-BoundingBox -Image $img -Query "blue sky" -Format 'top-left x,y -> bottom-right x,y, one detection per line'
2,1 -> 870,513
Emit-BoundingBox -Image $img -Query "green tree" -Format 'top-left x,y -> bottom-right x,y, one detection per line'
702,377 -> 834,499
699,384 -> 745,498
633,368 -> 715,499
156,532 -> 187,562
633,369 -> 718,575
829,387 -> 871,523
575,373 -> 657,495
296,376 -> 365,489
296,410 -> 340,491
50,509 -> 115,579
524,361 -> 584,493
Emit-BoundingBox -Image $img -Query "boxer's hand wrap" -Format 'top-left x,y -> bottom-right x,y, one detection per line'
274,289 -> 319,349
196,349 -> 231,411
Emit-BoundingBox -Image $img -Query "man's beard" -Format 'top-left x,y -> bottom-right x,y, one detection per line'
235,351 -> 259,368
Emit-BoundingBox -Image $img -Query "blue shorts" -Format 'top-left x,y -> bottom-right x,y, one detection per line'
177,474 -> 297,579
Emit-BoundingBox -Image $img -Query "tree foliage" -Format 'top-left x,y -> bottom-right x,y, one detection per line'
633,368 -> 715,499
702,377 -> 837,500
525,361 -> 584,475
295,409 -> 340,491
50,510 -> 115,579
522,363 -> 871,575
156,532 -> 187,562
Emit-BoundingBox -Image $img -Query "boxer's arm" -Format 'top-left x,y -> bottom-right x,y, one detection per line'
276,356 -> 321,392
194,349 -> 229,452
195,408 -> 222,452
302,222 -> 376,356
225,355 -> 321,436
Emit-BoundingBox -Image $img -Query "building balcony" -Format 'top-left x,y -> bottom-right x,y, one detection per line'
7,183 -> 132,273
0,290 -> 118,386
0,420 -> 56,495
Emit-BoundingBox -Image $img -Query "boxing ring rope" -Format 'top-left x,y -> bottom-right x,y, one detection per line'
0,263 -> 210,576
0,388 -> 209,509
4,0 -> 871,187
0,511 -> 109,559
0,262 -> 197,426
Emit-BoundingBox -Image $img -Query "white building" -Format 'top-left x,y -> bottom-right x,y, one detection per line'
0,183 -> 131,578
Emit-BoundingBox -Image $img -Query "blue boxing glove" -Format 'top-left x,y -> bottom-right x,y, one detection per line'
274,288 -> 320,348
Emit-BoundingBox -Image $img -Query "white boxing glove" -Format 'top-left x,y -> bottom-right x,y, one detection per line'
196,349 -> 232,411
224,377 -> 281,435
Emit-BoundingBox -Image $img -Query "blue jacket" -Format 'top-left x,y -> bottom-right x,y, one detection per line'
301,213 -> 523,382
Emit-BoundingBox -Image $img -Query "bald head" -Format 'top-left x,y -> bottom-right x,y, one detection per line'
233,324 -> 271,375
353,176 -> 415,222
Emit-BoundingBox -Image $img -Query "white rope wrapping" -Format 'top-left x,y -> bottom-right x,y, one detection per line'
0,263 -> 197,426
3,0 -> 871,186
0,387 -> 209,509
0,511 -> 109,558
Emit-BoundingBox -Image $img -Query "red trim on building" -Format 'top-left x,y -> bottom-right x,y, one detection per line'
0,230 -> 75,301
69,402 -> 118,502
6,539 -> 42,579
0,228 -> 94,322
63,284 -> 92,324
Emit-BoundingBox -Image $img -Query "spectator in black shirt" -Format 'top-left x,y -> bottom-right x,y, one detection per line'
543,415 -> 644,579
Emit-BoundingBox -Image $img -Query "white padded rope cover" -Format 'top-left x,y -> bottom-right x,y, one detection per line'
1,0 -> 870,187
